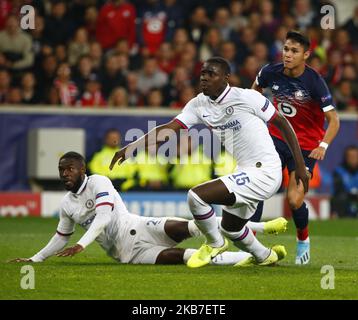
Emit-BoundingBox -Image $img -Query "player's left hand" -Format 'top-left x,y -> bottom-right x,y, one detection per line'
308,147 -> 326,160
56,244 -> 84,257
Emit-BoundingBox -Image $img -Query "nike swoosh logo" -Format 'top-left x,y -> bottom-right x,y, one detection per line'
203,115 -> 210,118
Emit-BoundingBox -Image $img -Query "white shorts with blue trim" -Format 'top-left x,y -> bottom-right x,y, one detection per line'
220,165 -> 282,219
128,217 -> 181,264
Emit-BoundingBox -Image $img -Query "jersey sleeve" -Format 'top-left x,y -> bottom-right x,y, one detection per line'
255,64 -> 270,88
92,175 -> 115,210
174,97 -> 202,129
312,74 -> 335,112
57,204 -> 75,236
245,89 -> 276,122
77,176 -> 115,248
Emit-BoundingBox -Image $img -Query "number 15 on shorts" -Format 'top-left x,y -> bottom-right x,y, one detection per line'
229,172 -> 250,185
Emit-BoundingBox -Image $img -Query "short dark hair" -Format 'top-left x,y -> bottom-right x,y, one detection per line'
286,31 -> 311,51
60,151 -> 86,166
343,145 -> 358,167
344,145 -> 358,156
206,56 -> 231,75
104,128 -> 120,139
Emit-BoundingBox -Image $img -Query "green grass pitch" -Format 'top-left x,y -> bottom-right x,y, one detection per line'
0,217 -> 357,300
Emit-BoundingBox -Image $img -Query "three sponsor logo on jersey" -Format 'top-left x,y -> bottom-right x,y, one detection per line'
205,105 -> 241,132
212,119 -> 241,132
81,214 -> 96,228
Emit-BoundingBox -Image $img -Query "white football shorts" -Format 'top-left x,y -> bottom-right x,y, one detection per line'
220,165 -> 282,219
128,217 -> 181,264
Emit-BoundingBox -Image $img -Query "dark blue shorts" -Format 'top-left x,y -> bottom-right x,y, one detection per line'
272,136 -> 317,174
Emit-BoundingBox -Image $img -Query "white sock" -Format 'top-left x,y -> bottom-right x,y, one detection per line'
217,217 -> 263,234
184,248 -> 252,266
297,236 -> 310,243
183,248 -> 196,263
221,226 -> 270,262
187,220 -> 202,238
246,221 -> 265,233
187,190 -> 224,247
210,251 -> 251,265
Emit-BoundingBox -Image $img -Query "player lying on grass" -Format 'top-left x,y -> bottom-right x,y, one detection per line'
10,152 -> 287,266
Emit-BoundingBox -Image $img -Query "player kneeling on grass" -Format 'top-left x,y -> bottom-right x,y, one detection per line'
10,152 -> 287,266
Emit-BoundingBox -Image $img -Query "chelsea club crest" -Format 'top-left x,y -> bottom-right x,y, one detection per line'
226,106 -> 234,115
85,199 -> 94,209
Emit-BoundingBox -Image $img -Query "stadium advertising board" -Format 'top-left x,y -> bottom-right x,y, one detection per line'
0,192 -> 331,219
0,193 -> 41,217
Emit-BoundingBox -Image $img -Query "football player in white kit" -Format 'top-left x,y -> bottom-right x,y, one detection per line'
110,57 -> 309,268
10,152 -> 288,265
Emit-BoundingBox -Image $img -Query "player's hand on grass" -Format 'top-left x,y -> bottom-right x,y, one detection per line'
308,146 -> 326,160
56,244 -> 84,257
109,147 -> 127,170
8,258 -> 33,263
295,167 -> 310,193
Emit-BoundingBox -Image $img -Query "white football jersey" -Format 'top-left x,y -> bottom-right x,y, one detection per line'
57,174 -> 141,262
175,85 -> 281,168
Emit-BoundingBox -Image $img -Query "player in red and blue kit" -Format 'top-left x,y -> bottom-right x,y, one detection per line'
251,31 -> 340,265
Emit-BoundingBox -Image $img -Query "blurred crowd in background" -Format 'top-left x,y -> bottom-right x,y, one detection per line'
0,0 -> 357,112
1,0 -> 357,217
86,129 -> 357,217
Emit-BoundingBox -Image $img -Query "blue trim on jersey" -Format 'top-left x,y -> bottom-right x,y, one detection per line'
261,99 -> 269,112
96,192 -> 109,199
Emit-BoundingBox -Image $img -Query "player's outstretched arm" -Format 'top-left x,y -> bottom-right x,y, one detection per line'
109,119 -> 183,170
271,112 -> 310,192
9,232 -> 71,263
308,109 -> 340,160
57,205 -> 112,258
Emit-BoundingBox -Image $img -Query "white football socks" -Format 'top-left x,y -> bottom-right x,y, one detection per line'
183,248 -> 251,265
246,221 -> 265,233
221,226 -> 270,262
187,218 -> 266,238
187,190 -> 224,247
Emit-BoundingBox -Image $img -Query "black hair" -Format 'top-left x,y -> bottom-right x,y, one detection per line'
104,128 -> 120,137
342,145 -> 358,170
59,151 -> 86,166
286,31 -> 311,51
343,145 -> 358,158
206,56 -> 231,75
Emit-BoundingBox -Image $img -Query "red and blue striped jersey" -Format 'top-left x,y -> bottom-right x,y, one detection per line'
256,63 -> 335,150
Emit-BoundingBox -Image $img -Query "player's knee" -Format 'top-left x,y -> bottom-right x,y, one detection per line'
187,189 -> 208,212
164,220 -> 189,242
